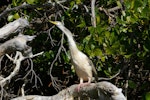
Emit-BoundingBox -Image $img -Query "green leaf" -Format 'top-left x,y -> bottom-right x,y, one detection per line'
13,13 -> 20,19
97,37 -> 103,44
145,92 -> 150,100
26,0 -> 35,4
77,21 -> 86,28
105,46 -> 116,55
94,49 -> 103,57
12,0 -> 17,6
101,56 -> 105,62
116,1 -> 122,7
104,31 -> 110,39
83,35 -> 91,44
143,45 -> 149,52
126,16 -> 131,23
130,0 -> 135,9
77,17 -> 86,28
7,15 -> 14,22
88,26 -> 95,34
76,0 -> 81,4
96,15 -> 101,24
124,54 -> 132,59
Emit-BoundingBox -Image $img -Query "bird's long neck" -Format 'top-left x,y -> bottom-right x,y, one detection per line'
58,25 -> 79,54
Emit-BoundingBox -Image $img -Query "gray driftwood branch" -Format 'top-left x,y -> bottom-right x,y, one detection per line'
0,18 -> 44,100
0,18 -> 39,86
0,34 -> 36,57
11,81 -> 126,100
0,18 -> 36,57
0,18 -> 29,40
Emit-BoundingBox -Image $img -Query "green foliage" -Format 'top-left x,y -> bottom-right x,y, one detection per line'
7,13 -> 20,21
1,0 -> 150,99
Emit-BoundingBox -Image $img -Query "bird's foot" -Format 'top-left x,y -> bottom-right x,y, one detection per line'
76,83 -> 90,92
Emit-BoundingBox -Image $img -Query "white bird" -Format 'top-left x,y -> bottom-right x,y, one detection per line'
50,21 -> 98,91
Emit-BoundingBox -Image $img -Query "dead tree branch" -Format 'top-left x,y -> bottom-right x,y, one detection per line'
0,18 -> 37,57
11,81 -> 126,100
0,34 -> 36,57
0,18 -> 44,99
0,51 -> 43,86
0,18 -> 29,40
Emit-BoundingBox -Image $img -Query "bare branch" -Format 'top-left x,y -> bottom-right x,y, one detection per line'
23,58 -> 43,88
0,34 -> 36,57
21,84 -> 25,96
0,3 -> 53,19
108,6 -> 122,12
99,6 -> 121,18
0,52 -> 23,86
98,70 -> 120,81
91,0 -> 96,27
0,51 -> 43,87
49,33 -> 65,91
11,81 -> 126,100
48,25 -> 56,47
0,18 -> 29,40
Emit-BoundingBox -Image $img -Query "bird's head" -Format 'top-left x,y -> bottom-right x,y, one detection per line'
49,20 -> 72,37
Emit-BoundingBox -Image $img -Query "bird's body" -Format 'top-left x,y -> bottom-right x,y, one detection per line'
71,50 -> 93,81
50,21 -> 97,90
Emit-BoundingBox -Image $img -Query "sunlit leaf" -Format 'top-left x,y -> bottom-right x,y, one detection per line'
101,56 -> 105,62
13,13 -> 20,19
12,0 -> 17,6
7,15 -> 14,21
76,0 -> 81,4
116,1 -> 122,7
26,0 -> 35,4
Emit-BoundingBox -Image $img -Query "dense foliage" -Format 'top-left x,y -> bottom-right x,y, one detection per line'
0,0 -> 150,100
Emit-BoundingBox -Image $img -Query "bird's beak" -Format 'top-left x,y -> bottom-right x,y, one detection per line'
49,20 -> 57,25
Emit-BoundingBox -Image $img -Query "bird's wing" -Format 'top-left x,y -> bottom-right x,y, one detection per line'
87,57 -> 98,81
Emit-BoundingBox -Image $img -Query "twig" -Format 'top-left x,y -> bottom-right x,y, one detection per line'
55,0 -> 67,4
48,25 -> 56,47
98,70 -> 120,81
108,6 -> 121,12
0,56 -> 4,70
28,51 -> 44,58
99,6 -> 121,18
5,54 -> 14,61
83,5 -> 89,13
21,84 -> 25,96
0,52 -> 23,86
91,0 -> 96,27
0,3 -> 53,19
124,68 -> 131,99
49,33 -> 65,91
55,0 -> 69,10
0,51 -> 43,86
29,58 -> 43,87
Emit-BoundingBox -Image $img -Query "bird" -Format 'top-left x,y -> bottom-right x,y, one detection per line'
50,21 -> 98,91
